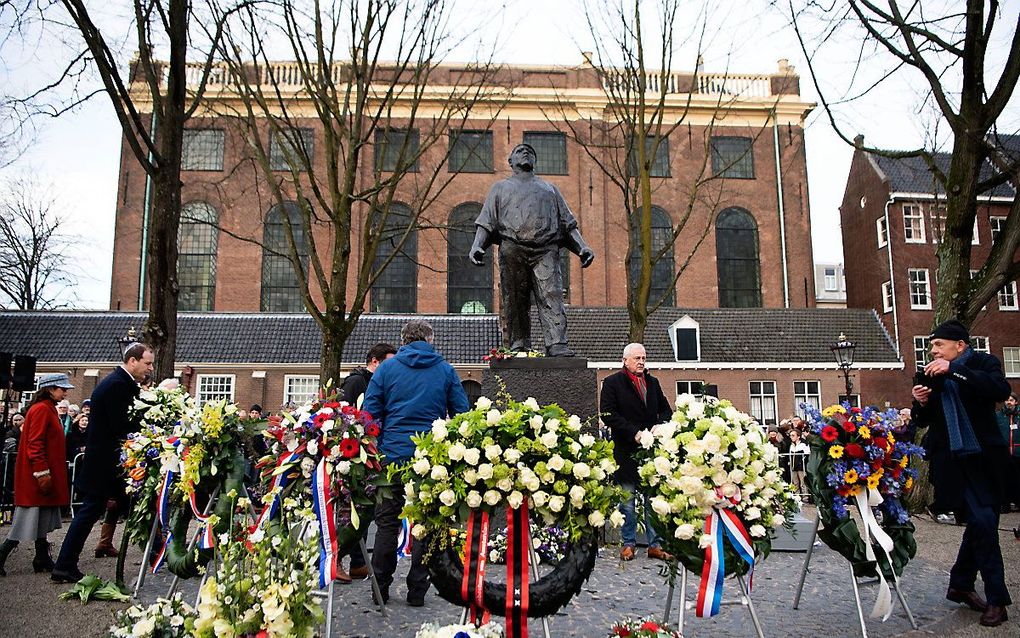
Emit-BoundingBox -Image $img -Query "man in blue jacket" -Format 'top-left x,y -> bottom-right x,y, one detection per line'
361,320 -> 469,607
912,320 -> 1012,627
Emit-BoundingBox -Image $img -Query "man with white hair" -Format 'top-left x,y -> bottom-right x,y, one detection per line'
599,343 -> 673,561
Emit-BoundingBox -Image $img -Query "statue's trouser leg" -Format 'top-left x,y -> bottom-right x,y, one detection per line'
499,241 -> 533,350
531,247 -> 568,352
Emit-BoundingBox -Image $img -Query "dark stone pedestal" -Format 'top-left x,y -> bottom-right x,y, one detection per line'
481,357 -> 598,424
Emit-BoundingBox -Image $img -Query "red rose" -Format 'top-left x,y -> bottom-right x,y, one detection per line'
640,621 -> 660,632
821,425 -> 839,442
365,422 -> 381,437
845,443 -> 865,458
613,628 -> 632,637
339,438 -> 360,458
851,407 -> 862,414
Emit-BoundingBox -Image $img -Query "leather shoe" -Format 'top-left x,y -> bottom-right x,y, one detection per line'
407,594 -> 425,607
336,566 -> 352,584
349,565 -> 370,580
50,568 -> 85,584
619,546 -> 635,561
647,547 -> 673,561
946,588 -> 987,612
979,605 -> 1008,627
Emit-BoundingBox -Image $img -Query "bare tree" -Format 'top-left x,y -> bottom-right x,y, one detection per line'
0,175 -> 78,309
785,0 -> 1020,326
203,0 -> 509,380
558,0 -> 780,341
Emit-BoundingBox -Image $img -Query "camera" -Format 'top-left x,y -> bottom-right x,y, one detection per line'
913,371 -> 943,392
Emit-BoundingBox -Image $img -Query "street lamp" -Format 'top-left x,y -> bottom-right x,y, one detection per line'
118,326 -> 138,358
830,332 -> 856,404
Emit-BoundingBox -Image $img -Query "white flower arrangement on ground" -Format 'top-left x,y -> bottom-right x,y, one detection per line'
636,393 -> 799,571
416,621 -> 506,638
107,593 -> 195,637
398,396 -> 626,546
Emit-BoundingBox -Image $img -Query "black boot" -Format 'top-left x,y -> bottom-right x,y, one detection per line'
33,539 -> 54,573
0,539 -> 18,576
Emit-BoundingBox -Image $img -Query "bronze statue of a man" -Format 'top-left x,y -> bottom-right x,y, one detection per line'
469,143 -> 595,357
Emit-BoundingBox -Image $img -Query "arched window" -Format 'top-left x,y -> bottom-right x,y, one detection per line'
715,207 -> 762,308
370,203 -> 417,313
628,206 -> 675,306
447,203 -> 492,313
261,201 -> 309,312
178,202 -> 218,311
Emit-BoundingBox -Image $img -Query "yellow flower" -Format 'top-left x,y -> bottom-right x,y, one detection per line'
899,456 -> 909,468
905,477 -> 914,489
822,405 -> 847,419
829,445 -> 844,459
888,434 -> 896,445
866,474 -> 881,489
857,426 -> 871,439
848,485 -> 861,496
844,469 -> 859,484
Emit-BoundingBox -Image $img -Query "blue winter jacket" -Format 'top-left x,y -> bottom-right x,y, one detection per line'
361,340 -> 470,464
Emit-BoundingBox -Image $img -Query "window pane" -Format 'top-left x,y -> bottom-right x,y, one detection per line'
628,206 -> 675,306
270,128 -> 314,171
1004,347 -> 1020,376
448,203 -> 492,312
178,203 -> 218,311
197,375 -> 234,405
374,128 -> 420,173
710,136 -> 754,179
523,132 -> 568,175
284,376 -> 320,406
261,202 -> 309,312
370,204 -> 417,313
716,208 -> 761,307
449,130 -> 493,173
182,130 -> 225,171
628,135 -> 670,177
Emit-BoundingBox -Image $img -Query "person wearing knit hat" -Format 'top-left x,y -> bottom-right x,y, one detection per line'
911,318 -> 1013,626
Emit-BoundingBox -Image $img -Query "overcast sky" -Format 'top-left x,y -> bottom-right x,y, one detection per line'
2,0 -> 1017,309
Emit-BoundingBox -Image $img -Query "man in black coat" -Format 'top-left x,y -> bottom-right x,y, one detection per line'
52,343 -> 153,582
600,343 -> 673,561
334,342 -> 395,583
911,320 -> 1012,627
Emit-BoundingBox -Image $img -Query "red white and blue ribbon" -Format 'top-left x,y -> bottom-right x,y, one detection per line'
253,447 -> 304,531
311,457 -> 338,588
155,470 -> 175,528
695,508 -> 756,618
397,518 -> 413,559
187,488 -> 216,550
150,531 -> 172,574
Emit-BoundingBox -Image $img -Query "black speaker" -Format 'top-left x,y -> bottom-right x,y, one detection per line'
12,355 -> 37,391
0,352 -> 10,387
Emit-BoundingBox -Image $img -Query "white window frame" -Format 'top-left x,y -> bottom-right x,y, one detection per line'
990,216 -> 1006,243
793,380 -> 821,417
913,336 -> 930,372
676,380 -> 705,398
749,380 -> 778,426
881,281 -> 893,313
971,217 -> 980,245
908,268 -> 932,310
1004,347 -> 1020,378
971,336 -> 990,354
195,374 -> 235,405
903,204 -> 926,243
876,216 -> 888,248
823,267 -> 838,292
283,375 -> 320,407
998,280 -> 1019,311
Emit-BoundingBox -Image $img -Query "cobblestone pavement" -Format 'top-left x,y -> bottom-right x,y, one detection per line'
0,508 -> 1016,637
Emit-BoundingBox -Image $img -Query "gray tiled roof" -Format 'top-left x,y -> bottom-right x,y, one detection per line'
873,152 -> 1015,198
0,307 -> 898,365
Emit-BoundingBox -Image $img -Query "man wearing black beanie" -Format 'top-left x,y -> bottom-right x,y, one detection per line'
911,319 -> 1013,627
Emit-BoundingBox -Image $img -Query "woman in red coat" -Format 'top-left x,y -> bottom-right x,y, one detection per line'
0,373 -> 73,576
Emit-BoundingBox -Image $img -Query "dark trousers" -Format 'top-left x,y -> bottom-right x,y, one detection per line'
949,482 -> 1012,606
498,241 -> 567,352
371,491 -> 429,597
54,492 -> 108,572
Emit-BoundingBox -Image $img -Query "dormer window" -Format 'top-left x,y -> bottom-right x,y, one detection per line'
669,315 -> 701,362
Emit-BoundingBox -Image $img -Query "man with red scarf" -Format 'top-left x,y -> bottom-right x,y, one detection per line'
600,343 -> 673,561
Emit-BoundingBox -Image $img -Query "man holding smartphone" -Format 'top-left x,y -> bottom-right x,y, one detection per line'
911,319 -> 1013,627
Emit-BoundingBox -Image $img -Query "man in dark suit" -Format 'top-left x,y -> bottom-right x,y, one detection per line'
52,342 -> 153,582
600,343 -> 673,561
912,320 -> 1012,627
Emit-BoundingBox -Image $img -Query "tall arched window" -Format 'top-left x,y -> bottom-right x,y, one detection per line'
628,206 -> 675,306
447,203 -> 492,313
370,203 -> 417,313
178,202 -> 218,311
261,201 -> 309,312
715,207 -> 762,308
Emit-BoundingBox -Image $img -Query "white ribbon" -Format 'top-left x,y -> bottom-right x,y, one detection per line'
853,488 -> 895,621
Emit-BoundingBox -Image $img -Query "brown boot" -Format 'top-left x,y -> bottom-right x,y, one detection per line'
94,523 -> 120,558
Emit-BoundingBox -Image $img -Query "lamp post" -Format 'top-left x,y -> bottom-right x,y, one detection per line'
830,332 -> 857,405
117,326 -> 138,358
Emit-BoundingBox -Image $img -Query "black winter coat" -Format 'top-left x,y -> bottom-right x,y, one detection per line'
912,350 -> 1012,509
75,366 -> 140,499
599,369 -> 673,485
340,367 -> 372,406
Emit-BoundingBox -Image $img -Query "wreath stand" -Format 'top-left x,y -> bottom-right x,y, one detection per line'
457,540 -> 553,638
662,563 -> 765,638
791,515 -> 918,638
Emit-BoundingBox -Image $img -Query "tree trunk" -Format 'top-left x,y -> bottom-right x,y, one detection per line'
142,170 -> 181,382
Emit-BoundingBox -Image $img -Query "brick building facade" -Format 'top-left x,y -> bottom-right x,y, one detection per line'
839,142 -> 1020,397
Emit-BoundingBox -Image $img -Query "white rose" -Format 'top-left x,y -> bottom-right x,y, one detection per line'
431,419 -> 449,441
477,463 -> 494,480
439,489 -> 457,507
545,418 -> 560,432
675,393 -> 694,409
486,409 -> 502,425
132,617 -> 156,637
496,478 -> 513,492
466,491 -> 483,508
771,513 -> 786,527
568,485 -> 586,506
459,421 -> 471,436
712,470 -> 728,486
703,433 -> 722,454
662,438 -> 680,455
591,467 -> 605,481
523,397 -> 540,411
579,433 -> 595,447
609,510 -> 625,528
463,469 -> 478,485
572,462 -> 591,480
588,511 -> 606,527
636,430 -> 655,449
653,420 -> 677,439
430,465 -> 449,481
475,396 -> 493,410
698,534 -> 713,549
531,491 -> 549,508
483,490 -> 502,506
675,523 -> 696,540
547,455 -> 565,472
485,444 -> 503,461
567,415 -> 582,430
650,497 -> 671,517
412,458 -> 430,476
686,402 -> 705,419
448,442 -> 466,462
463,448 -> 481,465
529,415 -> 544,431
504,448 -> 522,464
749,524 -> 767,538
548,495 -> 565,512
404,482 -> 416,498
653,455 -> 672,476
540,431 -> 558,448
720,483 -> 738,499
411,523 -> 427,539
335,460 -> 351,475
507,490 -> 525,509
523,475 -> 541,492
744,506 -> 762,520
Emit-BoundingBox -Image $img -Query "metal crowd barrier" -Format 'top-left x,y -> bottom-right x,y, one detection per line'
0,451 -> 86,523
